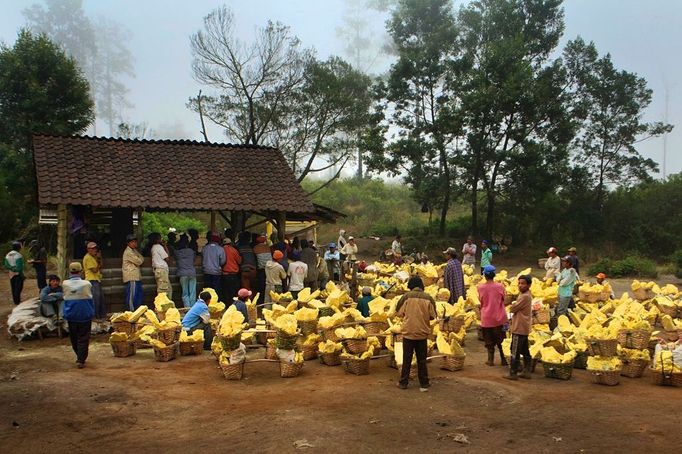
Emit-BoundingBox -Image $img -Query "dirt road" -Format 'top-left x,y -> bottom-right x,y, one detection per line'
1,275 -> 680,453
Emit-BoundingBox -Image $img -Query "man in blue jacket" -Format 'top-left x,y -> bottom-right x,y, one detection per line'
182,291 -> 213,350
62,262 -> 94,369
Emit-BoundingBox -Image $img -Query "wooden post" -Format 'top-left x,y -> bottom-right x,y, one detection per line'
136,209 -> 144,242
56,204 -> 67,279
210,210 -> 216,233
275,211 -> 287,242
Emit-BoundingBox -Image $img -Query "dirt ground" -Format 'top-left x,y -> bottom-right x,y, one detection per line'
1,269 -> 681,453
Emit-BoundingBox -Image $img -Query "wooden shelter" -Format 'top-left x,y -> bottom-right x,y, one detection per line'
32,134 -> 343,310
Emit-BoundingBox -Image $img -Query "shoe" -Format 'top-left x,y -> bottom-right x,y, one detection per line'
503,372 -> 518,381
419,387 -> 429,392
485,348 -> 494,366
397,383 -> 407,390
498,346 -> 508,366
76,362 -> 85,369
520,361 -> 532,379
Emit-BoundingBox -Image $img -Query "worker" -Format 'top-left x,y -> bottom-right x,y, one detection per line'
62,262 -> 94,369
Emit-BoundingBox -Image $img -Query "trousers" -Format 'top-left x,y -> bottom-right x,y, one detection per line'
399,338 -> 429,387
125,281 -> 143,311
510,333 -> 531,374
90,280 -> 106,318
154,268 -> 172,299
10,275 -> 24,305
179,276 -> 197,308
68,320 -> 91,364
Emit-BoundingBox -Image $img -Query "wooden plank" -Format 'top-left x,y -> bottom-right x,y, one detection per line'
56,204 -> 68,279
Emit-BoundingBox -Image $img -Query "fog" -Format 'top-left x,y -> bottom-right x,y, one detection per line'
0,0 -> 680,176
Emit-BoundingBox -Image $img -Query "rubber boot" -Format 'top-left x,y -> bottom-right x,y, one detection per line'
519,359 -> 532,379
498,344 -> 508,366
503,368 -> 518,380
485,348 -> 494,366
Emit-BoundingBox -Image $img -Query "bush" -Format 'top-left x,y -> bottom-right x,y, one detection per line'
671,250 -> 682,278
587,256 -> 658,278
142,212 -> 206,237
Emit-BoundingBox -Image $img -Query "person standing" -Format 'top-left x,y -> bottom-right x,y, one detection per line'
443,247 -> 465,304
39,274 -> 63,318
221,237 -> 242,304
83,242 -> 105,319
504,274 -> 533,380
237,232 -> 257,291
557,256 -> 578,316
316,248 -> 329,290
122,234 -> 144,311
202,232 -> 226,295
324,243 -> 340,282
4,241 -> 25,305
287,251 -> 308,300
150,233 -> 172,299
62,262 -> 94,369
480,240 -> 493,275
174,234 -> 197,308
28,240 -> 48,290
253,235 -> 271,303
300,240 -> 319,291
391,235 -> 403,264
544,247 -> 561,281
461,236 -> 477,268
337,229 -> 348,261
567,247 -> 580,276
395,276 -> 437,391
265,250 -> 286,306
477,265 -> 508,367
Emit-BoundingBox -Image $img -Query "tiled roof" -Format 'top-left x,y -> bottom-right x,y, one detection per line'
32,135 -> 316,213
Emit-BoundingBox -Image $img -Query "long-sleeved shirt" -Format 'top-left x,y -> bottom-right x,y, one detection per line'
265,260 -> 286,285
480,248 -> 493,267
40,285 -> 63,303
568,255 -> 580,276
340,243 -> 358,261
202,242 -> 226,276
175,247 -> 196,277
461,243 -> 477,265
62,276 -> 94,323
357,295 -> 374,318
122,246 -> 144,282
544,256 -> 561,279
444,258 -> 465,303
558,268 -> 578,298
222,245 -> 242,274
300,247 -> 319,282
253,243 -> 271,269
396,289 -> 437,340
238,244 -> 257,272
509,292 -> 532,335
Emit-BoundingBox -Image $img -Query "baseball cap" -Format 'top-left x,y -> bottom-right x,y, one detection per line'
568,247 -> 577,252
442,247 -> 457,255
222,238 -> 232,245
86,242 -> 98,249
546,247 -> 557,254
483,265 -> 496,274
69,262 -> 83,273
273,250 -> 284,260
348,236 -> 354,240
126,234 -> 137,242
238,288 -> 252,299
596,272 -> 606,279
329,242 -> 336,248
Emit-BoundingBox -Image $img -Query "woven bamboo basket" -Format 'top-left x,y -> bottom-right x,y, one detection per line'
153,342 -> 179,362
265,344 -> 278,360
440,354 -> 465,371
247,305 -> 257,323
275,333 -> 298,350
299,320 -> 318,336
588,369 -> 621,386
157,326 -> 181,345
439,316 -> 464,333
110,341 -> 136,358
179,341 -> 204,356
280,361 -> 304,378
617,329 -> 652,350
220,362 -> 245,380
658,305 -> 682,319
663,330 -> 681,342
542,361 -> 574,380
649,367 -> 682,387
620,359 -> 649,378
573,351 -> 588,369
343,338 -> 368,355
112,321 -> 137,336
256,332 -> 268,346
218,334 -> 242,351
301,344 -> 318,360
357,276 -> 376,287
319,352 -> 342,366
343,358 -> 370,375
532,309 -> 551,325
586,338 -> 618,357
320,328 -> 339,342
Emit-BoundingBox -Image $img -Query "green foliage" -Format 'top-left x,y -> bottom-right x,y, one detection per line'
303,178 -> 428,237
142,213 -> 206,237
671,250 -> 682,278
587,256 -> 658,278
0,29 -> 94,243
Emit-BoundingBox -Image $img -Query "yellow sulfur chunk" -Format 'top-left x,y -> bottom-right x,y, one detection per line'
654,350 -> 681,372
587,355 -> 622,371
302,333 -> 321,346
540,346 -> 576,364
318,340 -> 344,354
335,326 -> 367,340
165,308 -> 181,325
109,332 -> 129,342
294,307 -> 319,322
218,305 -> 247,337
145,310 -> 163,329
149,339 -> 168,349
436,332 -> 452,355
153,292 -> 175,312
272,313 -> 298,336
180,329 -> 204,342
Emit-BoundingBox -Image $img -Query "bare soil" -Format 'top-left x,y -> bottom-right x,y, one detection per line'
1,271 -> 680,453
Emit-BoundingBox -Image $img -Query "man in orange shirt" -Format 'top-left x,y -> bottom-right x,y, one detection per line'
221,238 -> 241,305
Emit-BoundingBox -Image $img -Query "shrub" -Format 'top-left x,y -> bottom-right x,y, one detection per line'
587,256 -> 657,278
671,250 -> 682,278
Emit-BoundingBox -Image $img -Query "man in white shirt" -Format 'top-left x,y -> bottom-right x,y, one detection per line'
461,236 -> 477,267
287,250 -> 308,300
544,247 -> 560,281
341,236 -> 358,261
151,233 -> 172,299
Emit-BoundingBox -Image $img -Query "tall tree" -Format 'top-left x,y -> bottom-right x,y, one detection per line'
0,30 -> 93,239
370,0 -> 462,235
457,0 -> 573,238
564,37 -> 673,210
24,0 -> 134,135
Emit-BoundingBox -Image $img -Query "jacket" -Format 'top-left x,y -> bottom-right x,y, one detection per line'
300,247 -> 319,282
265,260 -> 286,285
396,289 -> 437,340
122,246 -> 144,282
222,244 -> 242,274
253,243 -> 271,269
62,276 -> 95,322
510,292 -> 532,335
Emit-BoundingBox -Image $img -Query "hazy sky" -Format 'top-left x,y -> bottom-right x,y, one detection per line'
1,0 -> 680,177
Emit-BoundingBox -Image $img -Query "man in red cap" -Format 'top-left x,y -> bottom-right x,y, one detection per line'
234,288 -> 251,322
265,250 -> 286,307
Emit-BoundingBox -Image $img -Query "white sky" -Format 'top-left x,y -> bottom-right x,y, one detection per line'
0,0 -> 680,177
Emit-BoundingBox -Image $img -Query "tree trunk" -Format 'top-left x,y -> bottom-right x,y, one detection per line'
356,147 -> 363,180
470,154 -> 481,235
438,142 -> 450,236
